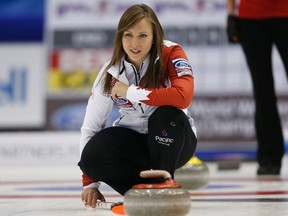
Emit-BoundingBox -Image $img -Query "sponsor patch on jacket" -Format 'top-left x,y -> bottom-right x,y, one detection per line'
172,58 -> 193,77
111,96 -> 134,108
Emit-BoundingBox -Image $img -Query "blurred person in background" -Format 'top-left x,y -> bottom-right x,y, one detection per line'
226,0 -> 288,175
78,4 -> 197,208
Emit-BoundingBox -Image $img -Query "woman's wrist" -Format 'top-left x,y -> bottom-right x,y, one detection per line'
83,182 -> 101,190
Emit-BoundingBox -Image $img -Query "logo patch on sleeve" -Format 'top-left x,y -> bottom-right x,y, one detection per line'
111,96 -> 134,108
172,58 -> 193,77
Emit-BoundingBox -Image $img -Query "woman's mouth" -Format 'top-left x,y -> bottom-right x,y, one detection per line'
130,49 -> 140,54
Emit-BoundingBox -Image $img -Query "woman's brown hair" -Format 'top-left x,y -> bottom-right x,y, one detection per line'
101,4 -> 164,95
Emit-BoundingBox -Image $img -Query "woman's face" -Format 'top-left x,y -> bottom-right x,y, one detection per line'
122,18 -> 153,70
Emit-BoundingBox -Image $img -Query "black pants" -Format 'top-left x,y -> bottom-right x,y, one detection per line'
239,18 -> 288,167
79,106 -> 197,195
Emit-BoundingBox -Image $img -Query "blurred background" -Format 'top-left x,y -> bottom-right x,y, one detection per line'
0,0 -> 287,165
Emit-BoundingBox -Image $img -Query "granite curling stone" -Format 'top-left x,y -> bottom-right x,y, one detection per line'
174,156 -> 209,190
124,170 -> 191,216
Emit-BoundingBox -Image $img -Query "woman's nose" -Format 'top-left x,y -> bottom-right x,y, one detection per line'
131,37 -> 140,47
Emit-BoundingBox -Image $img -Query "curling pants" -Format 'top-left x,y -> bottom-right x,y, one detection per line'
79,106 -> 197,195
239,18 -> 288,167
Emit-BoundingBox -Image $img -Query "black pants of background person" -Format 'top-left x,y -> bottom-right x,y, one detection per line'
239,18 -> 288,174
79,106 -> 197,195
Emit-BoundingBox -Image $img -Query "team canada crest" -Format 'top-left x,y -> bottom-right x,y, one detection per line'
172,58 -> 193,77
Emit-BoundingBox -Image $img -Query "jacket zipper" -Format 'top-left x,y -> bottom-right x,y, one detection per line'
114,115 -> 123,126
131,64 -> 145,114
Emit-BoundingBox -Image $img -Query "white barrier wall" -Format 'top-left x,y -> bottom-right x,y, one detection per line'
0,131 -> 80,164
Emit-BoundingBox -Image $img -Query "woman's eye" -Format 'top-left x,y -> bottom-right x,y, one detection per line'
139,34 -> 147,38
124,33 -> 133,38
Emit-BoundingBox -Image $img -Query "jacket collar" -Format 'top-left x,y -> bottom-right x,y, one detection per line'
107,55 -> 153,84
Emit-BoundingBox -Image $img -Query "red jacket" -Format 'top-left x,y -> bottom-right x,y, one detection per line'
239,0 -> 288,19
80,40 -> 195,188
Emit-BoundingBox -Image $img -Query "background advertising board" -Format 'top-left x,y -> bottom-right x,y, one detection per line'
0,44 -> 46,128
46,0 -> 288,153
46,0 -> 231,96
0,0 -> 45,129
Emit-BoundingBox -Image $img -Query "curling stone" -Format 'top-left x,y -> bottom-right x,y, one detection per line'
216,153 -> 243,170
124,170 -> 191,216
174,156 -> 209,190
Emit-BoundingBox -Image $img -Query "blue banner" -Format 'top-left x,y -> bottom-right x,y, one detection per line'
0,0 -> 45,42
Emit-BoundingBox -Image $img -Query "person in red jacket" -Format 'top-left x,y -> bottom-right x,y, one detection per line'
78,4 -> 197,208
226,0 -> 288,175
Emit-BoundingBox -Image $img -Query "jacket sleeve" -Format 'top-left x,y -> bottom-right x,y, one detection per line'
79,63 -> 113,190
79,62 -> 113,156
126,44 -> 194,109
82,173 -> 101,189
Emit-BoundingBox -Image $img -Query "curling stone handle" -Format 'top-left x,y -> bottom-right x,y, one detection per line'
140,170 -> 171,179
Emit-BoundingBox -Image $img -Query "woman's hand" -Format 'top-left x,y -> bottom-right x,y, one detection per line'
111,81 -> 129,100
81,187 -> 105,208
